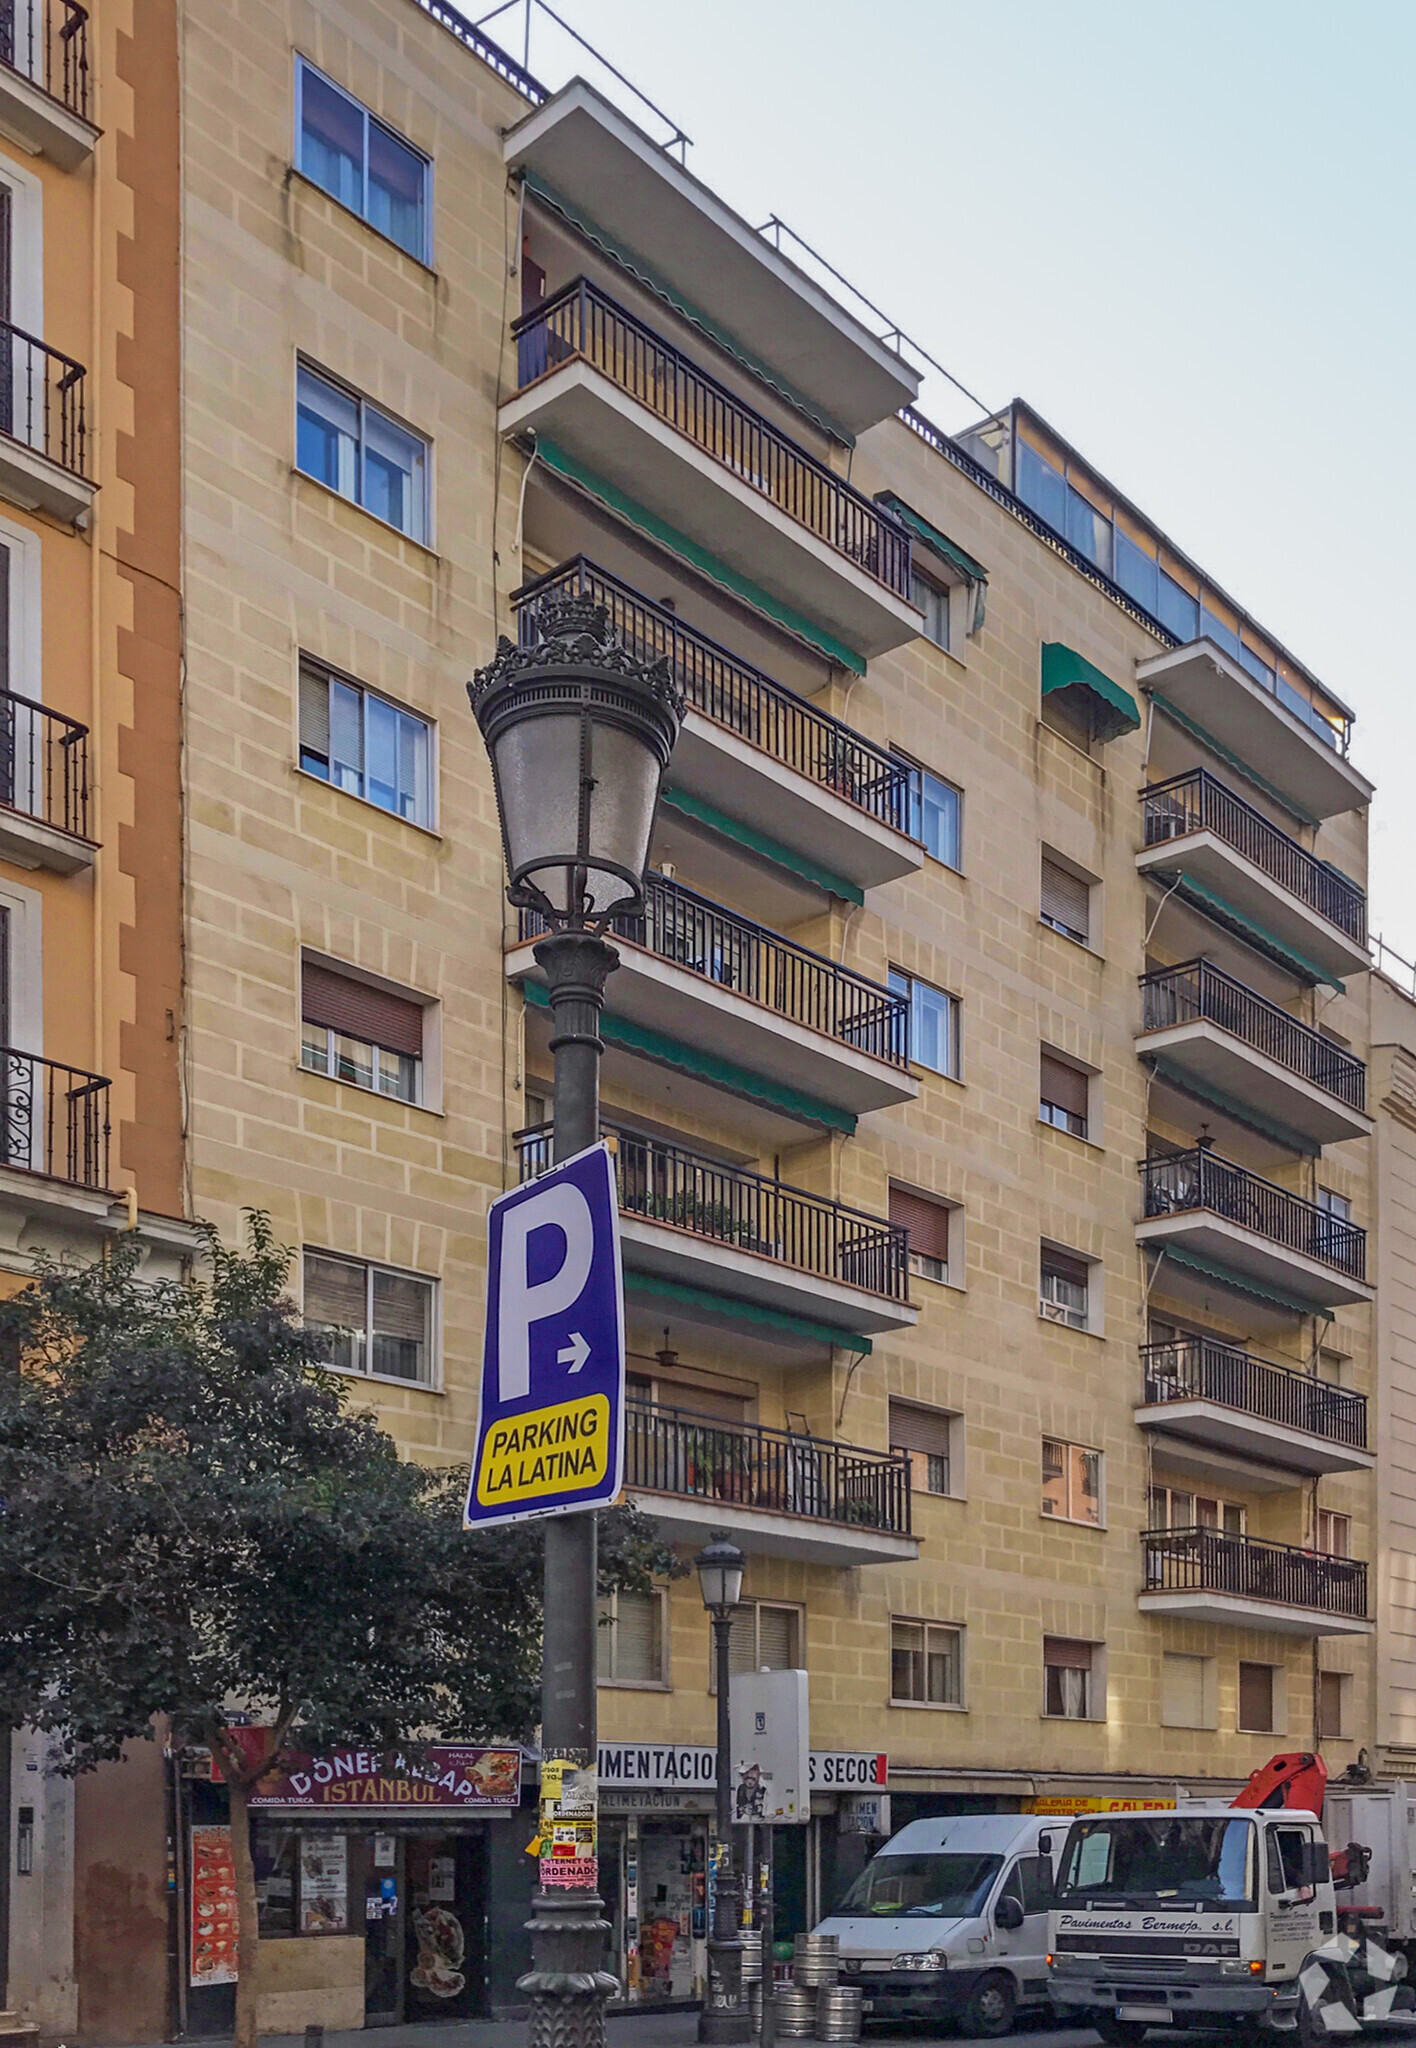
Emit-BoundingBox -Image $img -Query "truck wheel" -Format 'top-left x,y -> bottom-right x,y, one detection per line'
1095,2015 -> 1150,2048
960,1971 -> 1017,2037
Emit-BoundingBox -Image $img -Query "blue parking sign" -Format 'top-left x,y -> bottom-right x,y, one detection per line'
464,1140 -> 625,1530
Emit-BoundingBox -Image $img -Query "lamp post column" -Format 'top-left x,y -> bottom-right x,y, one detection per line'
702,1607 -> 750,2044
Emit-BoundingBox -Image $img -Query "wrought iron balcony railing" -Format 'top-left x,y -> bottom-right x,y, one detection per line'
1140,1145 -> 1366,1281
1142,1527 -> 1367,1619
1141,1336 -> 1368,1449
1140,959 -> 1366,1111
514,557 -> 913,835
1141,768 -> 1366,945
513,277 -> 913,600
2,1046 -> 110,1188
1,0 -> 89,120
516,1120 -> 911,1303
0,320 -> 88,477
519,871 -> 909,1069
626,1402 -> 911,1535
0,687 -> 90,839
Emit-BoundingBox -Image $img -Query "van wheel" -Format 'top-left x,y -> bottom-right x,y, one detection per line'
1095,2015 -> 1150,2048
960,1971 -> 1017,2037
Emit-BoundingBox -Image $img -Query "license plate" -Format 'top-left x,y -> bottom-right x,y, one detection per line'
1119,2007 -> 1172,2023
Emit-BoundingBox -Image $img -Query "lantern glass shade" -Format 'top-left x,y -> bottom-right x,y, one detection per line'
695,1536 -> 745,1616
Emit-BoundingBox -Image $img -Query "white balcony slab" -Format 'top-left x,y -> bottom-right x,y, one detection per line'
617,1211 -> 915,1340
1139,641 -> 1371,822
0,430 -> 94,526
505,82 -> 919,438
499,363 -> 922,660
627,1489 -> 919,1567
1137,1591 -> 1372,1639
1134,1211 -> 1372,1310
506,934 -> 916,1119
1136,830 -> 1368,982
0,804 -> 95,874
1134,1398 -> 1374,1477
1136,1018 -> 1372,1148
0,65 -> 98,169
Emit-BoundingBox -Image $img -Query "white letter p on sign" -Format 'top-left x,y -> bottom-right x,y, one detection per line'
497,1182 -> 594,1402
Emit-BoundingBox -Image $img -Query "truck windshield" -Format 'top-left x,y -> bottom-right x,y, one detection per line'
1057,1818 -> 1255,1908
837,1852 -> 1004,1919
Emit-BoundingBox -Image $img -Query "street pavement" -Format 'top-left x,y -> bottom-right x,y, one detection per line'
167,2018 -> 1094,2048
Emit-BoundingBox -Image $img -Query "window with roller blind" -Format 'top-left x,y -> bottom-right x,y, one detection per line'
1040,1049 -> 1090,1140
891,1620 -> 964,1707
709,1601 -> 801,1690
300,955 -> 428,1105
302,1249 -> 437,1386
597,1588 -> 668,1688
1040,852 -> 1093,946
1238,1660 -> 1278,1734
1318,1670 -> 1350,1739
299,657 -> 434,827
1043,1637 -> 1101,1720
889,1182 -> 957,1285
1040,1245 -> 1091,1331
889,1400 -> 959,1497
1161,1652 -> 1216,1730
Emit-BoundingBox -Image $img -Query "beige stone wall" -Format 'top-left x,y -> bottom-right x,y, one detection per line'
1371,974 -> 1416,1761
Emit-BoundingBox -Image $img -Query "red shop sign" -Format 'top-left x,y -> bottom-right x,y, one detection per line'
217,1729 -> 521,1810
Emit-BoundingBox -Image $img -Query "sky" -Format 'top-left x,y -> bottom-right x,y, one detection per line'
495,0 -> 1416,959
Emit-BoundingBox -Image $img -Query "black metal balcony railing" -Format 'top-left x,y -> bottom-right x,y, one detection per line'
516,1121 -> 911,1303
1140,959 -> 1366,1112
0,687 -> 90,839
1140,1145 -> 1366,1281
0,321 -> 88,478
514,557 -> 913,835
2,1046 -> 109,1188
627,1402 -> 912,1535
0,0 -> 90,121
519,871 -> 910,1069
1143,1527 -> 1368,1620
513,277 -> 913,600
1141,1336 -> 1368,1450
1141,768 -> 1366,945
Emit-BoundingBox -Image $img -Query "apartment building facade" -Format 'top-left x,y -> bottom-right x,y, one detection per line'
162,0 -> 1383,2030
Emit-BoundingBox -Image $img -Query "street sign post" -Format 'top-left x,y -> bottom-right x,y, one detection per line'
464,1139 -> 625,1530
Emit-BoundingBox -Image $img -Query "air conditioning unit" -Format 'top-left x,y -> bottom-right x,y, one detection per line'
1040,1298 -> 1086,1330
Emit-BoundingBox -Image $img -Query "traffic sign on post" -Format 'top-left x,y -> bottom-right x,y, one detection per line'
464,1140 -> 625,1530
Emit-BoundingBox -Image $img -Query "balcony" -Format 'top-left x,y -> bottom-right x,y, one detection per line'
516,1121 -> 916,1340
624,1403 -> 918,1566
1137,642 -> 1372,824
509,873 -> 916,1122
1,1047 -> 110,1190
0,689 -> 94,872
1137,1337 -> 1372,1478
1140,1528 -> 1371,1637
0,0 -> 96,167
500,278 -> 921,660
0,322 -> 93,523
514,559 -> 923,893
1137,769 -> 1368,981
1136,1146 -> 1371,1310
1138,960 -> 1371,1148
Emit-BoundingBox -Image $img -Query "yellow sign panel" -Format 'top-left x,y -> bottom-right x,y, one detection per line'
1027,1795 -> 1177,1815
475,1394 -> 610,1508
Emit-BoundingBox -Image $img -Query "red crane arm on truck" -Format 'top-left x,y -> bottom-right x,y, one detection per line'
1231,1752 -> 1370,1892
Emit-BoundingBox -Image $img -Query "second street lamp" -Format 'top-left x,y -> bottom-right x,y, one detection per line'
469,592 -> 683,2048
696,1534 -> 751,2045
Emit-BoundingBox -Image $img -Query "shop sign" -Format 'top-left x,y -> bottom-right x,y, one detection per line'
808,1751 -> 889,1789
240,1739 -> 522,1811
838,1793 -> 892,1837
597,1745 -> 890,1791
602,1788 -> 714,1813
1026,1794 -> 1177,1815
189,1824 -> 238,1986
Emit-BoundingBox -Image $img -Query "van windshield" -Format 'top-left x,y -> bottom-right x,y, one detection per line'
837,1852 -> 1004,1920
1057,1817 -> 1255,1908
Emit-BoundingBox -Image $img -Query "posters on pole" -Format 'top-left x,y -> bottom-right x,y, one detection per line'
189,1825 -> 239,1986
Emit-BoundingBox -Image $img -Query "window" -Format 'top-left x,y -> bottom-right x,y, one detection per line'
891,1621 -> 962,1707
1148,1486 -> 1246,1534
296,59 -> 431,261
1318,1671 -> 1349,1740
597,1588 -> 666,1687
889,1184 -> 955,1285
1316,1509 -> 1351,1557
302,1250 -> 435,1385
1043,1638 -> 1098,1720
1041,854 -> 1091,945
1162,1652 -> 1215,1730
894,755 -> 962,869
296,361 -> 429,543
300,958 -> 425,1105
1318,1189 -> 1352,1221
888,969 -> 959,1077
1040,1246 -> 1090,1330
1040,1050 -> 1089,1139
712,1601 -> 800,1689
1239,1660 -> 1276,1734
1041,1438 -> 1101,1526
889,1400 -> 957,1497
1267,1826 -> 1318,1897
299,658 -> 433,827
910,569 -> 950,652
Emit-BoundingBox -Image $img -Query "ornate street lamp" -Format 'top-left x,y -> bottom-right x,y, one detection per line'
469,592 -> 683,2048
696,1534 -> 751,2045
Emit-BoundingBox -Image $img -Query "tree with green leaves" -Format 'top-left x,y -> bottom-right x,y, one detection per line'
0,1217 -> 676,2048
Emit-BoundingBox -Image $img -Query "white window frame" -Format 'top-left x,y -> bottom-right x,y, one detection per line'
892,751 -> 963,871
1316,1508 -> 1351,1557
293,56 -> 433,265
299,1022 -> 422,1106
1039,1241 -> 1097,1333
890,1618 -> 965,1711
1148,1484 -> 1247,1535
1040,1436 -> 1105,1528
300,1248 -> 441,1391
298,949 -> 442,1114
297,655 -> 439,833
888,1400 -> 963,1499
295,357 -> 433,546
889,967 -> 960,1080
1042,1638 -> 1105,1722
597,1586 -> 670,1691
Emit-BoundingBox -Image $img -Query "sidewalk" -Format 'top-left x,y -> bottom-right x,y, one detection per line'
167,2017 -> 1092,2048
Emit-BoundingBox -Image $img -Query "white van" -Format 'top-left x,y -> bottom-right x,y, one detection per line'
813,1812 -> 1073,2036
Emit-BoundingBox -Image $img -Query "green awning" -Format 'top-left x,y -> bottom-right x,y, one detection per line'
1042,642 -> 1141,743
1144,1053 -> 1319,1157
1149,1242 -> 1325,1319
876,492 -> 988,632
624,1270 -> 871,1355
1163,871 -> 1345,993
